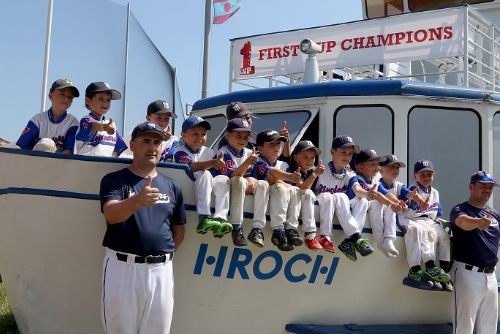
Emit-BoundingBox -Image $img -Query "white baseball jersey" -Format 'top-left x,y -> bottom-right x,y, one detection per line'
74,114 -> 127,157
211,145 -> 253,177
403,183 -> 442,220
16,109 -> 79,152
173,144 -> 214,165
315,161 -> 355,195
160,136 -> 180,162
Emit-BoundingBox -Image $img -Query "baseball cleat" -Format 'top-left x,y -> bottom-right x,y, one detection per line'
231,227 -> 248,247
213,219 -> 232,238
338,239 -> 357,261
424,266 -> 450,283
317,235 -> 336,253
403,270 -> 435,290
354,238 -> 374,257
271,229 -> 294,251
285,228 -> 304,247
442,281 -> 454,292
305,236 -> 323,251
196,216 -> 221,234
248,228 -> 264,247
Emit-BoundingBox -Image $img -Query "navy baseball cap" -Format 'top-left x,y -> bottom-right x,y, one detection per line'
147,100 -> 177,118
226,102 -> 253,120
332,135 -> 361,153
182,115 -> 211,132
225,118 -> 255,136
131,122 -> 167,141
414,160 -> 435,174
380,154 -> 406,168
85,82 -> 121,100
355,149 -> 385,164
256,130 -> 287,146
50,79 -> 80,97
292,140 -> 321,155
470,171 -> 500,186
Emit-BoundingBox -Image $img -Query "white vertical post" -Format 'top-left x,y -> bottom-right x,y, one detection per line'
123,2 -> 131,135
41,0 -> 54,113
202,0 -> 211,99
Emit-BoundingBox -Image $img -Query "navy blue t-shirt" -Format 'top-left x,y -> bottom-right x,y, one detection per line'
100,168 -> 186,256
450,202 -> 500,267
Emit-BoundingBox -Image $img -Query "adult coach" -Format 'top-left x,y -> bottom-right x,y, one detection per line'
450,171 -> 500,334
99,122 -> 186,334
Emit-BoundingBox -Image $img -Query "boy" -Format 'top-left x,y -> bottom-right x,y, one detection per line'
211,118 -> 258,246
315,136 -> 374,260
74,82 -> 127,157
347,149 -> 404,259
248,130 -> 302,251
400,160 -> 453,291
173,115 -> 232,237
17,78 -> 80,153
146,100 -> 179,162
287,141 -> 325,251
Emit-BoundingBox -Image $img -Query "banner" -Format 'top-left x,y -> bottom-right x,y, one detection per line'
231,7 -> 465,80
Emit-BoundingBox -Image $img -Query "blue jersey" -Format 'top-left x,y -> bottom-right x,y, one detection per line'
346,173 -> 389,200
100,168 -> 186,255
250,156 -> 288,180
403,183 -> 442,220
379,178 -> 411,199
16,108 -> 78,152
450,202 -> 500,267
74,113 -> 127,156
210,144 -> 252,177
160,136 -> 180,162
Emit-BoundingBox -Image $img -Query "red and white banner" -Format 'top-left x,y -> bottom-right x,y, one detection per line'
231,7 -> 465,80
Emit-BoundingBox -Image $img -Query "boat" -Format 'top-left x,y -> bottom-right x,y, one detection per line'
2,1 -> 500,333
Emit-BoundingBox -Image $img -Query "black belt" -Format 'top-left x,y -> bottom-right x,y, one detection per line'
116,252 -> 173,264
464,264 -> 495,273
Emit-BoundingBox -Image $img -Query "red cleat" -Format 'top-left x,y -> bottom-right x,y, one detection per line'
317,235 -> 336,253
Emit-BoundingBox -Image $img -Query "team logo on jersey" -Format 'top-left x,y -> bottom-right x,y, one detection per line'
157,193 -> 170,204
226,160 -> 235,169
258,164 -> 267,176
178,154 -> 191,165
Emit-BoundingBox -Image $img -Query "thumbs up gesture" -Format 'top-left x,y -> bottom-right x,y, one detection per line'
478,210 -> 493,230
367,184 -> 378,201
279,121 -> 289,140
164,124 -> 172,140
315,159 -> 325,176
104,117 -> 116,135
290,167 -> 302,183
136,175 -> 159,207
247,147 -> 258,165
214,152 -> 225,170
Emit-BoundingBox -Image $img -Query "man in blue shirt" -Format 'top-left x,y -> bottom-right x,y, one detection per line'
99,122 -> 186,334
450,171 -> 500,334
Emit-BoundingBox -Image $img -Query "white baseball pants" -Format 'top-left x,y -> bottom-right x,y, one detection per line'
269,183 -> 301,230
212,175 -> 230,220
368,200 -> 396,243
229,176 -> 247,225
193,170 -> 213,216
101,249 -> 174,334
451,261 -> 498,334
317,192 -> 360,237
300,189 -> 317,234
349,197 -> 370,233
402,219 -> 437,267
251,180 -> 269,229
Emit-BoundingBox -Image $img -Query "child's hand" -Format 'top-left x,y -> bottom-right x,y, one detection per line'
214,152 -> 225,170
246,148 -> 258,165
398,199 -> 408,210
104,118 -> 116,135
279,121 -> 289,140
164,125 -> 172,140
367,184 -> 378,200
291,167 -> 301,183
246,177 -> 256,194
315,159 -> 325,176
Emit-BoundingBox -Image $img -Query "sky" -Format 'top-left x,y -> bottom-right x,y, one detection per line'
116,0 -> 362,112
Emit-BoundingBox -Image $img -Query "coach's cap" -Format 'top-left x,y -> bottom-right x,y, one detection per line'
226,102 -> 253,120
380,154 -> 406,168
332,135 -> 361,153
225,118 -> 255,136
470,171 -> 500,186
256,130 -> 287,146
182,115 -> 211,132
50,79 -> 80,97
414,159 -> 435,174
131,122 -> 167,141
292,140 -> 321,155
85,82 -> 121,100
147,100 -> 177,118
355,149 -> 385,165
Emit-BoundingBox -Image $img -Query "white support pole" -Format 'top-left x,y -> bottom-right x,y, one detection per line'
41,0 -> 54,113
122,2 -> 131,135
202,0 -> 211,99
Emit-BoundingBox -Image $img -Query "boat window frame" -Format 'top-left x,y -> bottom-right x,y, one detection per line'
408,0 -> 494,12
364,0 -> 405,19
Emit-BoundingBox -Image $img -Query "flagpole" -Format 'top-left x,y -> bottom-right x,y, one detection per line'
202,0 -> 211,99
41,0 -> 54,113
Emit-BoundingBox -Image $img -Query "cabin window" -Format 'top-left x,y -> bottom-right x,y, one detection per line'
493,112 -> 500,209
334,105 -> 393,154
365,0 -> 404,18
408,107 -> 480,218
408,0 -> 493,12
204,115 -> 227,147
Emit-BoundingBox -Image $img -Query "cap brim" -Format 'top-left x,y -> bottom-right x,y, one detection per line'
415,167 -> 435,174
93,89 -> 121,100
54,85 -> 80,97
133,130 -> 167,141
228,128 -> 256,137
475,180 -> 500,187
296,146 -> 321,155
150,110 -> 177,118
335,143 -> 361,153
188,121 -> 211,130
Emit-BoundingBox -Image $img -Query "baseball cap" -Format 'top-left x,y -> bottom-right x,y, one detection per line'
414,159 -> 435,174
147,100 -> 177,118
225,117 -> 255,136
355,149 -> 385,164
85,82 -> 121,100
332,135 -> 361,153
131,122 -> 167,141
182,115 -> 211,132
379,154 -> 406,168
226,102 -> 253,120
256,130 -> 287,146
470,171 -> 500,186
49,79 -> 80,97
292,140 -> 321,155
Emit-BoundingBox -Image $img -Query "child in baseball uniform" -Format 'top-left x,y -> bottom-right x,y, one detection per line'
247,130 -> 303,251
399,160 -> 453,291
173,115 -> 232,238
146,100 -> 179,162
287,141 -> 325,251
315,136 -> 374,260
74,82 -> 127,157
210,118 -> 258,247
17,79 -> 80,153
347,150 -> 405,259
